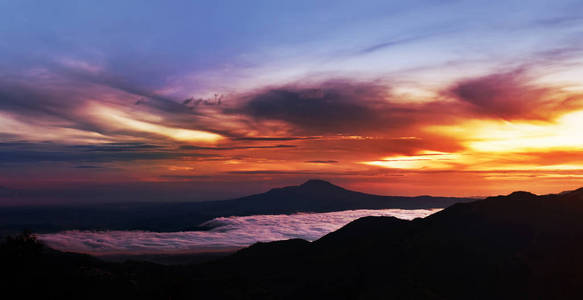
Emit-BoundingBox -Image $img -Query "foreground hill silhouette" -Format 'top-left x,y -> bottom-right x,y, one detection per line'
4,187 -> 583,298
0,179 -> 470,234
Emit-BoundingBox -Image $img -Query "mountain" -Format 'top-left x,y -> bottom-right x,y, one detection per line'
189,187 -> 583,299
4,187 -> 583,298
0,179 -> 472,234
196,179 -> 471,215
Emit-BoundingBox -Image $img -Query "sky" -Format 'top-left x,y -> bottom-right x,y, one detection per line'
1,0 -> 583,204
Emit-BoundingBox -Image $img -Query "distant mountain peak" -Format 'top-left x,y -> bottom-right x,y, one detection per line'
508,191 -> 537,198
300,179 -> 336,187
298,179 -> 347,192
264,179 -> 340,194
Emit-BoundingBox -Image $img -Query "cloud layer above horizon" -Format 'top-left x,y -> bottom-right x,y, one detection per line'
37,209 -> 439,255
2,0 -> 583,200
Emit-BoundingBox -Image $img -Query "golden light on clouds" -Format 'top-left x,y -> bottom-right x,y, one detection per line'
363,109 -> 583,174
429,110 -> 583,153
362,151 -> 460,170
89,104 -> 223,143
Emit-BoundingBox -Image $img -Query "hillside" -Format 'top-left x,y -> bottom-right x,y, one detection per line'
4,187 -> 583,298
189,187 -> 583,298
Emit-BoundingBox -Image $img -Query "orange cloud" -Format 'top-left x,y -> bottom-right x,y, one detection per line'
87,103 -> 223,143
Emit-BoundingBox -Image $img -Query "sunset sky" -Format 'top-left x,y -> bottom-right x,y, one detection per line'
2,0 -> 583,204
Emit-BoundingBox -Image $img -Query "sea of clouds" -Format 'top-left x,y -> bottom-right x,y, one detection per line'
37,208 -> 440,255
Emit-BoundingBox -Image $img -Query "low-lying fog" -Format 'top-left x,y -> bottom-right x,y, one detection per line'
38,208 -> 440,255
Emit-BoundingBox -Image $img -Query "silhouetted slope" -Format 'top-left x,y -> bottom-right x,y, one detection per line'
0,233 -> 178,299
7,187 -> 583,299
0,179 -> 472,234
191,188 -> 583,299
314,216 -> 410,248
199,179 -> 470,215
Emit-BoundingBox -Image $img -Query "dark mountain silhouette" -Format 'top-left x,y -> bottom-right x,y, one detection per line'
196,179 -> 470,215
4,187 -> 583,298
0,179 -> 471,234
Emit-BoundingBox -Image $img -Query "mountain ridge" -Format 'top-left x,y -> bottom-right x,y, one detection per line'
0,179 -> 473,234
4,186 -> 583,298
198,186 -> 583,298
